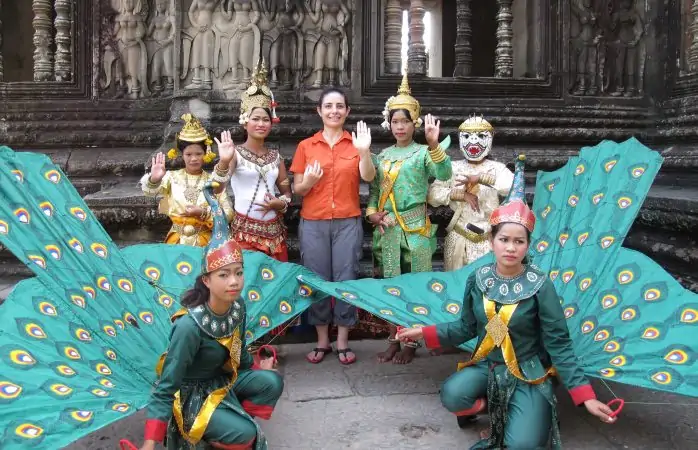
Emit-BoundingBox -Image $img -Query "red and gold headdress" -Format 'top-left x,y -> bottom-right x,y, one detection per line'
202,182 -> 243,272
489,155 -> 536,232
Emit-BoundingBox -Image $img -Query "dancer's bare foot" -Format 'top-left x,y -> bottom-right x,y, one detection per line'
393,345 -> 417,364
377,342 -> 400,363
479,428 -> 490,440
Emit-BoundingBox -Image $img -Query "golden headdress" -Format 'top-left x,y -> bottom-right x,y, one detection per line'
167,113 -> 215,163
381,73 -> 422,130
459,114 -> 494,133
239,59 -> 279,124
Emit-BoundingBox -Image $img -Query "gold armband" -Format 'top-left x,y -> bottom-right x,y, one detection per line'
479,173 -> 495,187
279,178 -> 291,186
450,188 -> 465,202
428,145 -> 447,164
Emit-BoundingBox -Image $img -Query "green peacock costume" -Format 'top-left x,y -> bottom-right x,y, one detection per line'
0,146 -> 319,449
0,137 -> 697,449
297,139 -> 698,447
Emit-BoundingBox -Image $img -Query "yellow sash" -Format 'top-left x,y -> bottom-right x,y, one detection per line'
457,297 -> 557,385
155,309 -> 242,445
378,159 -> 431,238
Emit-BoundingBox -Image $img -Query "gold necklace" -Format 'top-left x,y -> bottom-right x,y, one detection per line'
183,171 -> 204,204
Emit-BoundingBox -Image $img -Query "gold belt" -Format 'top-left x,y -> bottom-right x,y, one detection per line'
171,216 -> 212,237
453,224 -> 490,243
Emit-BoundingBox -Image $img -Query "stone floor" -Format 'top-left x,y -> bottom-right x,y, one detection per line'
62,340 -> 697,450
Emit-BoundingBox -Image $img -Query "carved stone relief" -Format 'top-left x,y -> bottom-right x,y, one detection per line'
569,0 -> 646,97
0,0 -> 3,82
98,0 -> 351,97
33,0 -> 55,81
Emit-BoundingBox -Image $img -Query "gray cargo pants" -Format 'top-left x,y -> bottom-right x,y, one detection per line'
299,217 -> 363,327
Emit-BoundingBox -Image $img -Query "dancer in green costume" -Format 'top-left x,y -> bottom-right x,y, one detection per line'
138,183 -> 283,450
400,155 -> 616,448
366,73 -> 452,364
0,146 -> 318,449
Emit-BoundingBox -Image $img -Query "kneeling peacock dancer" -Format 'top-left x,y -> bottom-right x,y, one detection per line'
297,139 -> 698,448
0,147 -> 318,449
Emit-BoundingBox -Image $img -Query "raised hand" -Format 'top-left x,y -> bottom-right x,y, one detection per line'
254,193 -> 286,218
352,120 -> 372,154
149,152 -> 167,184
455,174 -> 480,189
214,130 -> 235,166
303,160 -> 324,188
424,113 -> 441,148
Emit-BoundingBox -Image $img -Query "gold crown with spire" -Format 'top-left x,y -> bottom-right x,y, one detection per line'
167,113 -> 215,162
459,114 -> 494,133
239,59 -> 279,124
381,73 -> 422,129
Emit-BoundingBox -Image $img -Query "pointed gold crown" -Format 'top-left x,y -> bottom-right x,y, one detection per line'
240,59 -> 279,123
177,113 -> 210,143
459,114 -> 494,133
169,113 -> 215,162
383,73 -> 421,128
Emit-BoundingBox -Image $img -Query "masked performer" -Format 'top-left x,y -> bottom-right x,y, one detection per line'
428,115 -> 513,270
398,156 -> 616,449
365,73 -> 452,364
141,114 -> 234,246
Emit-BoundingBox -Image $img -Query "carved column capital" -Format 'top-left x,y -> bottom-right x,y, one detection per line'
407,0 -> 427,76
453,0 -> 472,77
54,0 -> 73,82
494,0 -> 514,78
33,0 -> 55,81
384,0 -> 403,74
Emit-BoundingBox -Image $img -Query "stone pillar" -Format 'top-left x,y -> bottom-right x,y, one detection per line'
689,1 -> 698,72
384,0 -> 403,74
453,0 -> 472,77
32,0 -> 54,81
494,0 -> 514,78
407,0 -> 427,76
54,0 -> 72,81
0,0 -> 4,82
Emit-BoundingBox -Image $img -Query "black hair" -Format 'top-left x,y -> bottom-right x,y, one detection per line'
248,107 -> 272,119
317,87 -> 349,108
177,140 -> 206,154
491,223 -> 531,243
180,275 -> 210,309
388,108 -> 413,123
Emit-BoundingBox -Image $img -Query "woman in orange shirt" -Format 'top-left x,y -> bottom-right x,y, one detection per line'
290,88 -> 375,365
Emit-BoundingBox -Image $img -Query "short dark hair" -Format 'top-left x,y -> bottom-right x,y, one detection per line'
178,140 -> 206,153
317,87 -> 349,108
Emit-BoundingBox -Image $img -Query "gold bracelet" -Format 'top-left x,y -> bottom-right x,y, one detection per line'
450,189 -> 464,201
365,207 -> 378,218
146,178 -> 160,189
480,173 -> 495,186
214,163 -> 228,178
279,178 -> 290,186
428,145 -> 447,164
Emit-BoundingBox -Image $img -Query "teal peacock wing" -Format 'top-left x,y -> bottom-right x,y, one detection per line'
241,251 -> 318,344
0,147 -> 174,448
296,258 -> 489,353
530,138 -> 662,295
563,247 -> 698,397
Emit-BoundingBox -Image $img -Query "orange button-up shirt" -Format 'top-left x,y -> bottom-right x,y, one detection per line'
290,130 -> 361,220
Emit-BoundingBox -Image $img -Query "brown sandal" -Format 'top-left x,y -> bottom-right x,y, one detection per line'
306,347 -> 332,364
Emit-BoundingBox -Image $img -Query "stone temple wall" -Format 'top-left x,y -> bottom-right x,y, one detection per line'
0,1 -> 696,290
